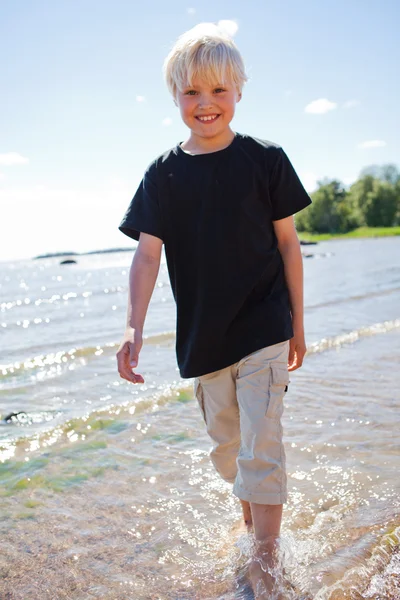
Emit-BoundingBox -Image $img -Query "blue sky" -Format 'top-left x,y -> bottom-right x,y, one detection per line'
1,0 -> 399,261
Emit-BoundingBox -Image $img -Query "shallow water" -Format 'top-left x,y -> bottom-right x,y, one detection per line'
0,238 -> 399,599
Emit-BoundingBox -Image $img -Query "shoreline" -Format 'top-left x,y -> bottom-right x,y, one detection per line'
4,227 -> 399,263
32,247 -> 135,259
299,226 -> 400,242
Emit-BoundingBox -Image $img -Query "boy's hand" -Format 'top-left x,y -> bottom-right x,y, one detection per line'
288,328 -> 307,371
116,328 -> 145,384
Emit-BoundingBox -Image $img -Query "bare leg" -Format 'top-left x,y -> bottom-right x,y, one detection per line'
240,499 -> 253,531
248,503 -> 283,599
251,502 -> 282,541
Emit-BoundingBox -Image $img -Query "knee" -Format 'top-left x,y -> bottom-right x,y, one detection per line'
210,440 -> 240,482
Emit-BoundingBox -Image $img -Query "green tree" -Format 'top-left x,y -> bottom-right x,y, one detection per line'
363,180 -> 398,227
347,175 -> 375,226
295,179 -> 357,233
396,179 -> 400,225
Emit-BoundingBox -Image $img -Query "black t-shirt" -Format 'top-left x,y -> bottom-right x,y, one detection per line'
118,132 -> 312,378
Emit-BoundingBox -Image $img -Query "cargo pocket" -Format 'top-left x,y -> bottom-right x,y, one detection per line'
265,364 -> 290,420
194,378 -> 207,424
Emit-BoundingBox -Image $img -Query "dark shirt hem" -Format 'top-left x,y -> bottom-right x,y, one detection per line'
179,331 -> 293,379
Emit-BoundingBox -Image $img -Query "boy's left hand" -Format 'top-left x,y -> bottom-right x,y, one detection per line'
288,331 -> 307,371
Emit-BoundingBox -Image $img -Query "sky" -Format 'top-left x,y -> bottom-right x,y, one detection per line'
1,0 -> 399,261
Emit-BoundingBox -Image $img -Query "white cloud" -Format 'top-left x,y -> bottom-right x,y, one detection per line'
343,99 -> 360,109
0,172 -> 4,181
217,20 -> 239,37
189,20 -> 239,39
304,98 -> 337,114
0,152 -> 29,166
162,117 -> 172,127
357,140 -> 386,149
187,7 -> 196,14
300,172 -> 319,193
136,95 -> 146,103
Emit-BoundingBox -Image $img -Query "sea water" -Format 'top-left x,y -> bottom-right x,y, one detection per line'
0,237 -> 399,599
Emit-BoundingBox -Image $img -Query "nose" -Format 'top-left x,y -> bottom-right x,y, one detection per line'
198,92 -> 214,109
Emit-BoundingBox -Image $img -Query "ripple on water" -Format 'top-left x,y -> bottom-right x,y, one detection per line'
1,329 -> 399,597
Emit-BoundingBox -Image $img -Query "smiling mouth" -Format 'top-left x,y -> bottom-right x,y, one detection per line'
196,114 -> 220,123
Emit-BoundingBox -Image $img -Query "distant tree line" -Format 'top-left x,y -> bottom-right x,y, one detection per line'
295,164 -> 400,233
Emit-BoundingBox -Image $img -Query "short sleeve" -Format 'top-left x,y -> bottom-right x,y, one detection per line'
269,147 -> 312,221
118,161 -> 164,242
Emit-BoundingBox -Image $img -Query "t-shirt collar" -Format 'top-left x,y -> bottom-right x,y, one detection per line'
177,132 -> 239,158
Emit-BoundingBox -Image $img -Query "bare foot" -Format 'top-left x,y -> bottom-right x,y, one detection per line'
247,537 -> 292,600
240,499 -> 253,531
248,556 -> 276,599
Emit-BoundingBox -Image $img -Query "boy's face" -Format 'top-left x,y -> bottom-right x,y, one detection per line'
174,77 -> 241,140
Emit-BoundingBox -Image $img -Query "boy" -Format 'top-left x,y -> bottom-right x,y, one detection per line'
117,22 -> 311,594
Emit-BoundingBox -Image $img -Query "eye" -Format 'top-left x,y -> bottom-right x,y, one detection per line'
214,88 -> 226,93
185,90 -> 197,96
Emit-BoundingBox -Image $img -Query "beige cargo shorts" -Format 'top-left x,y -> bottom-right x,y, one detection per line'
194,340 -> 290,505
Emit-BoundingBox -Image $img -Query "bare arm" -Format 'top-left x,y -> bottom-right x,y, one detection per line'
126,237 -> 162,330
117,233 -> 163,383
272,215 -> 306,371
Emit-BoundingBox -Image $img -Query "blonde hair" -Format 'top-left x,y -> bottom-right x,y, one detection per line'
163,23 -> 248,98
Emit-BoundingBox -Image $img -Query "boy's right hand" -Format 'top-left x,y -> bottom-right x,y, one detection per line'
116,328 -> 144,384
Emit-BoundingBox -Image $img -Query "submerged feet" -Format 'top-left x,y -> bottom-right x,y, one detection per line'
247,537 -> 295,600
238,501 -> 293,598
250,537 -> 279,599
